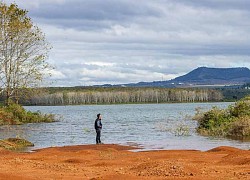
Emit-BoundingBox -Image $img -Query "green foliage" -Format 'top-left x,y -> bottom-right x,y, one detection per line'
228,116 -> 250,137
229,100 -> 250,117
220,87 -> 250,101
195,97 -> 250,137
0,103 -> 55,125
0,108 -> 20,125
199,107 -> 231,129
0,2 -> 51,105
0,138 -> 34,150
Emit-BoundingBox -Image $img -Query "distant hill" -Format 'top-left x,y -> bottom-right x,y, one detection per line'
169,67 -> 250,85
112,67 -> 250,87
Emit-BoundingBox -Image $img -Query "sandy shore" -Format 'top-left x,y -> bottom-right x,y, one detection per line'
0,144 -> 249,179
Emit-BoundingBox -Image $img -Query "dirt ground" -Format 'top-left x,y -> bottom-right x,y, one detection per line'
0,144 -> 249,179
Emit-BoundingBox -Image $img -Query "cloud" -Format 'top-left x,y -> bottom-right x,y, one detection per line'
3,0 -> 250,86
176,0 -> 250,11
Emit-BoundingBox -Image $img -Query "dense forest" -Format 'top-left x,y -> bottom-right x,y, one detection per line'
25,87 -> 223,105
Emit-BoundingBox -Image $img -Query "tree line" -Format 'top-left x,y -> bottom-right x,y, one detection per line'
26,88 -> 223,105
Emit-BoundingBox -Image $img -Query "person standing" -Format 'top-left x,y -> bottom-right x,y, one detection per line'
94,113 -> 102,144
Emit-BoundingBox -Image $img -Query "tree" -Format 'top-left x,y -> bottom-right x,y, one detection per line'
0,2 -> 51,105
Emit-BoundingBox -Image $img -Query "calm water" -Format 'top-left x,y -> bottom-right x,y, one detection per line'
0,102 -> 249,151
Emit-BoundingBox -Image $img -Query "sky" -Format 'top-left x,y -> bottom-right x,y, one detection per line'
3,0 -> 250,86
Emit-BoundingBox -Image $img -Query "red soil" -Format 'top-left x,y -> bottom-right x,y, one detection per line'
0,144 -> 249,179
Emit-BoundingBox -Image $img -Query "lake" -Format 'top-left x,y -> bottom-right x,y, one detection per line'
0,102 -> 249,151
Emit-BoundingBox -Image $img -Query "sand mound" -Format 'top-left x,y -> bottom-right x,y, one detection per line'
220,151 -> 250,165
130,161 -> 194,177
35,144 -> 138,153
207,146 -> 242,153
207,146 -> 250,165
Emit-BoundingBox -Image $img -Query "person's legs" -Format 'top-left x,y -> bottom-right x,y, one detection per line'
96,130 -> 99,144
96,130 -> 101,144
98,130 -> 101,143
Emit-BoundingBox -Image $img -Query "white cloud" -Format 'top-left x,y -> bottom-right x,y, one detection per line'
85,62 -> 115,67
3,0 -> 250,86
48,69 -> 67,80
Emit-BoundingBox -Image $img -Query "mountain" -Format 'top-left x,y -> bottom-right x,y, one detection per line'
169,67 -> 250,85
116,67 -> 250,87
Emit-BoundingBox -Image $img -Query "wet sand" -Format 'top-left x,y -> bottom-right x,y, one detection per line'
0,144 -> 249,179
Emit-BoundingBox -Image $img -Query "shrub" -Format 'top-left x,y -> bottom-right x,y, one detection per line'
229,100 -> 250,117
5,103 -> 27,121
196,107 -> 232,130
0,108 -> 21,125
195,96 -> 250,138
0,103 -> 55,125
174,124 -> 190,136
228,116 -> 250,137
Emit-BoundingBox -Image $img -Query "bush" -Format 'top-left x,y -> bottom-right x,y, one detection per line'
229,100 -> 250,117
199,107 -> 230,129
174,124 -> 190,136
195,96 -> 250,138
0,103 -> 55,125
228,116 -> 250,137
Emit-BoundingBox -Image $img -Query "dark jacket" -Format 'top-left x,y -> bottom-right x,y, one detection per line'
95,119 -> 102,130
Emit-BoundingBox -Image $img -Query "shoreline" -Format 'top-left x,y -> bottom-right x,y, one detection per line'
24,101 -> 233,106
0,144 -> 249,179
